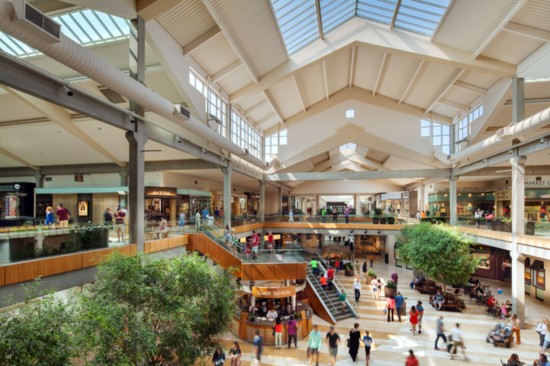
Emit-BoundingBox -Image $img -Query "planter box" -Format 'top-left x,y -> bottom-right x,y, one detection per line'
384,286 -> 397,298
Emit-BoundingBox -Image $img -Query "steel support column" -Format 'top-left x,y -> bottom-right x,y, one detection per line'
259,179 -> 265,222
126,131 -> 147,251
449,177 -> 458,226
223,165 -> 232,228
510,154 -> 526,325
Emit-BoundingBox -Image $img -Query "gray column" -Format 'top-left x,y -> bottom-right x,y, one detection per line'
259,179 -> 265,222
278,187 -> 283,216
449,177 -> 458,226
119,167 -> 128,186
418,185 -> 425,213
223,165 -> 232,228
129,16 -> 145,117
34,172 -> 45,188
512,76 -> 524,124
510,154 -> 527,325
126,131 -> 147,252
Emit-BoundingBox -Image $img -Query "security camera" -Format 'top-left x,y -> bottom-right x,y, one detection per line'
63,85 -> 73,96
176,136 -> 182,143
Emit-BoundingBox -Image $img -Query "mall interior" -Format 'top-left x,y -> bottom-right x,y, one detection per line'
1,0 -> 550,365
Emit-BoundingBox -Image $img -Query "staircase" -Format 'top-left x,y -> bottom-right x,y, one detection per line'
306,263 -> 356,322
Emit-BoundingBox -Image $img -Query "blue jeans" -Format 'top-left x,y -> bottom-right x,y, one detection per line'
435,332 -> 447,349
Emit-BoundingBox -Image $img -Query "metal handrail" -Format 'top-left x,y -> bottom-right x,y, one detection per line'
306,266 -> 339,315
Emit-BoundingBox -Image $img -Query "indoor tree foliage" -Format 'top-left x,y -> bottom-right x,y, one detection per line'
397,223 -> 477,291
74,252 -> 235,365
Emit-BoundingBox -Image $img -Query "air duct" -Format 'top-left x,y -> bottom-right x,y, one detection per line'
0,0 -> 266,168
449,106 -> 550,164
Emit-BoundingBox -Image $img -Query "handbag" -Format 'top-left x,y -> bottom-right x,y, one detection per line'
346,338 -> 351,348
383,308 -> 387,315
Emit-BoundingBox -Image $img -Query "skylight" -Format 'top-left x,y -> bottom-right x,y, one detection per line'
271,0 -> 451,54
0,9 -> 130,58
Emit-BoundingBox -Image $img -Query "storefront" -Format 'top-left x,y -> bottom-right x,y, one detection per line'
0,182 -> 35,226
428,191 -> 495,221
145,186 -> 178,223
472,244 -> 511,281
176,188 -> 212,220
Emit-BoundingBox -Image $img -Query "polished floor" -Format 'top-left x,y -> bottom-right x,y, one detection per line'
204,257 -> 548,365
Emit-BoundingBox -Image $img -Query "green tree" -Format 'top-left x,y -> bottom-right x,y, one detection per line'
0,286 -> 76,366
74,252 -> 235,365
397,223 -> 477,291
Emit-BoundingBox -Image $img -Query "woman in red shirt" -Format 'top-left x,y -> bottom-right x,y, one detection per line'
409,305 -> 419,335
405,349 -> 419,366
267,230 -> 274,253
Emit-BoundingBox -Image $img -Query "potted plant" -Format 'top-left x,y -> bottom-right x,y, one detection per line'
344,262 -> 354,277
386,216 -> 396,224
366,269 -> 376,283
384,280 -> 397,298
372,216 -> 380,224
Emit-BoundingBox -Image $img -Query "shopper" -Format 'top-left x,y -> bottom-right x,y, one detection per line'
289,206 -> 294,222
44,206 -> 55,228
409,305 -> 419,335
311,258 -> 319,276
542,322 -> 550,352
273,316 -> 283,349
506,353 -> 522,366
325,325 -> 340,366
195,209 -> 201,231
371,276 -> 379,300
536,318 -> 548,349
362,330 -> 373,365
434,315 -> 447,350
251,230 -> 260,260
405,349 -> 419,366
354,277 -> 362,302
449,323 -> 468,361
266,230 -> 274,253
211,347 -> 225,366
339,290 -> 347,309
56,203 -> 70,228
229,342 -> 241,366
114,206 -> 126,242
386,295 -> 395,322
287,315 -> 298,348
417,301 -> 424,334
506,313 -> 521,344
178,210 -> 185,230
307,324 -> 323,366
395,292 -> 405,322
103,207 -> 112,226
533,353 -> 550,366
253,329 -> 263,365
327,266 -> 335,290
348,322 -> 361,362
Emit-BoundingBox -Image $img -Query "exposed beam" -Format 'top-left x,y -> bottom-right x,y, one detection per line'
453,80 -> 488,96
254,113 -> 277,129
349,46 -> 357,88
229,17 -> 516,103
137,0 -> 181,21
262,90 -> 284,124
503,22 -> 550,43
425,68 -> 465,113
266,168 -> 451,181
182,26 -> 222,55
399,60 -> 424,104
315,0 -> 324,39
0,146 -> 38,170
322,60 -> 330,100
473,0 -> 527,58
244,100 -> 268,117
211,59 -> 243,84
7,88 -> 125,166
462,165 -> 550,177
292,76 -> 307,113
439,98 -> 468,112
373,52 -> 389,96
389,0 -> 402,29
469,78 -> 512,142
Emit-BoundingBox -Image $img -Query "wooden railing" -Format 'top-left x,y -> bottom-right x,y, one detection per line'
187,234 -> 241,272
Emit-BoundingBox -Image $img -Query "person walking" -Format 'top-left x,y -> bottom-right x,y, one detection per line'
344,206 -> 350,224
354,277 -> 362,302
287,315 -> 298,348
417,301 -> 424,334
348,323 -> 361,362
44,206 -> 55,228
536,318 -> 548,349
103,207 -> 113,226
114,206 -> 126,242
307,324 -> 323,366
434,315 -> 447,350
56,203 -> 70,228
362,330 -> 374,366
395,292 -> 405,322
506,313 -> 521,345
371,277 -> 380,300
405,349 -> 419,366
386,296 -> 395,322
362,261 -> 367,278
178,210 -> 185,230
289,206 -> 294,222
449,323 -> 468,361
327,266 -> 335,290
311,257 -> 319,276
273,316 -> 283,349
409,305 -> 419,335
229,342 -> 242,366
325,325 -> 340,366
211,347 -> 225,366
195,209 -> 201,231
334,259 -> 341,275
253,329 -> 263,365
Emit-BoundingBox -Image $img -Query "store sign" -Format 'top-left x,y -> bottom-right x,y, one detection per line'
495,190 -> 511,201
252,286 -> 295,298
145,187 -> 177,197
525,179 -> 550,187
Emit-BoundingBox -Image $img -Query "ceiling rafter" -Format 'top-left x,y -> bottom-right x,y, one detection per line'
322,60 -> 330,100
389,0 -> 402,29
439,98 -> 468,112
503,22 -> 550,43
453,80 -> 488,96
473,0 -> 527,58
254,113 -> 277,129
292,76 -> 307,113
0,146 -> 38,170
182,26 -> 222,55
399,59 -> 424,104
244,100 -> 268,117
348,46 -> 357,88
425,68 -> 465,113
211,60 -> 243,84
262,89 -> 284,123
315,0 -> 324,40
373,51 -> 389,96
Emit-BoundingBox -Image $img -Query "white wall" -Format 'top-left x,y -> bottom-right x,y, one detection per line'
291,179 -> 402,195
42,173 -> 122,187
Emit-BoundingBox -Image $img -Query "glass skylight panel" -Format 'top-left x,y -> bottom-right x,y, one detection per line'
394,0 -> 450,36
320,0 -> 356,34
357,0 -> 397,24
0,33 -> 38,56
271,0 -> 318,54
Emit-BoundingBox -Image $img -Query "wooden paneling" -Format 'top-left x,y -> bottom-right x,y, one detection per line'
144,235 -> 188,253
232,223 -> 263,234
82,244 -> 135,268
0,265 -> 5,287
241,263 -> 307,281
264,222 -> 403,231
188,234 -> 241,272
303,281 -> 334,325
4,253 -> 83,285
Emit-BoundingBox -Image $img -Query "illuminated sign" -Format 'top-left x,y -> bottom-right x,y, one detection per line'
252,286 -> 295,298
145,187 -> 177,197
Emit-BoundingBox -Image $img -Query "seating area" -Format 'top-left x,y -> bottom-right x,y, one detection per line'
429,291 -> 466,312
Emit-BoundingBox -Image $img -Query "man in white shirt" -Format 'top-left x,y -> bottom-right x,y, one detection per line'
449,323 -> 468,361
353,278 -> 362,302
266,308 -> 278,321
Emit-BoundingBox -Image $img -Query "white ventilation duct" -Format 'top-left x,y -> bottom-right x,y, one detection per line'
450,106 -> 550,164
0,0 -> 267,168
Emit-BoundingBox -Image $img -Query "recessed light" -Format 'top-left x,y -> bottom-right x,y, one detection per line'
345,109 -> 355,119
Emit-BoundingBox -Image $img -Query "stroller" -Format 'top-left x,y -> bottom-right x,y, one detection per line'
486,323 -> 514,348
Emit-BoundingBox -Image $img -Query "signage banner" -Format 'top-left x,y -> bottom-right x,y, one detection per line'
252,286 -> 295,298
145,186 -> 177,197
